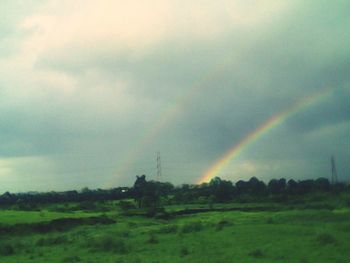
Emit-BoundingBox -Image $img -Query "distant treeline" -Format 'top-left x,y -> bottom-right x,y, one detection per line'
0,187 -> 132,208
132,176 -> 350,207
0,176 -> 349,208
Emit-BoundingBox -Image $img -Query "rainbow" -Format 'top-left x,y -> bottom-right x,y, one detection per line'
105,56 -> 236,187
198,87 -> 334,184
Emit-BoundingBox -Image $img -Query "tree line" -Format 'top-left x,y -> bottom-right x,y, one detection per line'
132,176 -> 349,208
0,175 -> 348,208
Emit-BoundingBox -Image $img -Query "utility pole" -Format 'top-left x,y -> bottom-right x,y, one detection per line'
331,155 -> 338,184
156,151 -> 162,181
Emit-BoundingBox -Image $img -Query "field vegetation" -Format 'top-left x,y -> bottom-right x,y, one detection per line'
0,175 -> 349,262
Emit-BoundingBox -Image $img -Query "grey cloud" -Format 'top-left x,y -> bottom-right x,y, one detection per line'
1,1 -> 350,191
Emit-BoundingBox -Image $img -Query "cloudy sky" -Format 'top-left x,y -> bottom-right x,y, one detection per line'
1,0 -> 350,192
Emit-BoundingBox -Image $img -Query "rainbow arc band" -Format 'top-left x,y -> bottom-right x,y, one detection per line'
198,87 -> 334,184
105,56 -> 237,188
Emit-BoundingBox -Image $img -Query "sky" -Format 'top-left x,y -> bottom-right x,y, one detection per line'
0,0 -> 350,192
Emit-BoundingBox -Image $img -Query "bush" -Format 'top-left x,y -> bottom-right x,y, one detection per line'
0,215 -> 115,235
147,233 -> 158,244
36,235 -> 69,246
0,243 -> 14,256
248,249 -> 264,258
119,201 -> 136,211
158,225 -> 178,234
301,203 -> 334,210
62,256 -> 81,262
181,221 -> 202,233
117,230 -> 130,238
266,217 -> 274,224
316,233 -> 338,245
155,210 -> 171,220
86,235 -> 128,254
146,207 -> 157,217
180,247 -> 189,257
215,219 -> 232,231
127,222 -> 137,228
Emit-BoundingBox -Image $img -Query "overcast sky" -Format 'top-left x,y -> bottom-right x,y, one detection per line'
1,0 -> 350,192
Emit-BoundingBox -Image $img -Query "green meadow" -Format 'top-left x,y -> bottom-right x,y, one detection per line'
0,201 -> 349,263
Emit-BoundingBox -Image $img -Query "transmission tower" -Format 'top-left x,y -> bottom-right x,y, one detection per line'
156,151 -> 162,181
331,155 -> 338,184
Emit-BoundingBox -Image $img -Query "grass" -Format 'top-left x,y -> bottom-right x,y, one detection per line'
0,203 -> 349,262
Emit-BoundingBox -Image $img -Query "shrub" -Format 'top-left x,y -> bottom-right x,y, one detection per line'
266,217 -> 274,224
147,233 -> 158,244
86,235 -> 128,254
155,210 -> 171,220
117,230 -> 130,238
248,249 -> 264,258
180,247 -> 189,257
61,256 -> 81,262
36,235 -> 69,246
316,233 -> 338,245
301,203 -> 334,210
158,225 -> 178,234
216,219 -> 232,231
181,221 -> 202,233
146,207 -> 157,217
119,201 -> 136,211
127,222 -> 137,228
76,201 -> 97,211
0,243 -> 14,256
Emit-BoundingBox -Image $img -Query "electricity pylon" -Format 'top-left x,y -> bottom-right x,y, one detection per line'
156,151 -> 162,181
331,155 -> 338,184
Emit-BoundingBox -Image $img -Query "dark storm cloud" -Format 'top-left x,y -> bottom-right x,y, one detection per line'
1,1 -> 350,191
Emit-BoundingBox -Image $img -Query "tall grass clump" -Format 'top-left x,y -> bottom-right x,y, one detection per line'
157,224 -> 178,234
147,232 -> 158,244
36,235 -> 69,246
0,243 -> 14,256
85,235 -> 129,254
316,233 -> 338,245
181,221 -> 202,234
180,247 -> 189,257
215,219 -> 233,231
248,248 -> 264,258
61,255 -> 81,262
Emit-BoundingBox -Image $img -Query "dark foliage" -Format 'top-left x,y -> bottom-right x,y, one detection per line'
248,249 -> 264,257
36,235 -> 69,246
181,221 -> 202,233
61,255 -> 81,262
316,233 -> 338,246
85,235 -> 128,254
147,233 -> 158,244
0,243 -> 14,256
0,175 -> 348,210
0,187 -> 131,208
215,219 -> 233,231
0,215 -> 115,235
180,247 -> 189,257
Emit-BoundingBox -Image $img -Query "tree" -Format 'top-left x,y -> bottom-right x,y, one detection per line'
209,177 -> 234,202
297,179 -> 314,194
236,180 -> 249,195
268,179 -> 286,195
287,179 -> 298,195
133,175 -> 147,208
132,175 -> 168,210
314,178 -> 330,192
248,177 -> 267,196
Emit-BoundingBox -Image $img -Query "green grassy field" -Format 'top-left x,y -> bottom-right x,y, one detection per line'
0,203 -> 349,263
